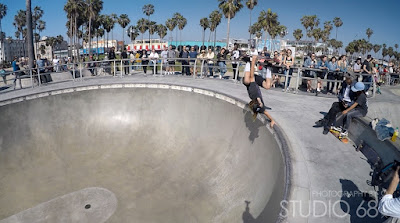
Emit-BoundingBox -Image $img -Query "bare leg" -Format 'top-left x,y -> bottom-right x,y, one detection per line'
263,110 -> 275,128
263,79 -> 271,90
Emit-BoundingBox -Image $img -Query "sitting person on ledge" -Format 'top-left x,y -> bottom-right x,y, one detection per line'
314,74 -> 356,134
331,82 -> 368,137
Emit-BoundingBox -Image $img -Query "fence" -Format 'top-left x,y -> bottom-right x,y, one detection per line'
1,57 -> 398,98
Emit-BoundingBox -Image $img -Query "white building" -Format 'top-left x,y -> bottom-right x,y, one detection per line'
0,39 -> 27,63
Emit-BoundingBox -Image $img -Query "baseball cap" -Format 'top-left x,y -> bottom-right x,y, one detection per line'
351,82 -> 365,92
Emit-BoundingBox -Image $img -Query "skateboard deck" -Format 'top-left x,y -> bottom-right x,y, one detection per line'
329,129 -> 349,143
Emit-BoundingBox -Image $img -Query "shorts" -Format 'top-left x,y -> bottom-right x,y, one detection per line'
316,72 -> 326,79
247,82 -> 260,100
189,61 -> 195,66
168,61 -> 175,65
255,75 -> 265,87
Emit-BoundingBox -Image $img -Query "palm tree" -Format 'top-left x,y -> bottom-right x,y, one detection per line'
64,0 -> 85,61
118,14 -> 130,47
200,17 -> 209,47
258,9 -> 280,50
209,10 -> 222,48
148,20 -> 157,49
366,28 -> 373,41
293,29 -> 303,48
249,22 -> 262,46
165,18 -> 177,45
142,4 -> 154,47
333,17 -> 343,40
246,0 -> 257,40
26,0 -> 35,68
101,15 -> 114,52
32,6 -> 43,57
157,24 -> 167,40
127,25 -> 139,42
218,0 -> 243,47
85,0 -> 103,59
0,3 -> 7,64
137,18 -> 149,48
175,13 -> 187,46
110,13 -> 117,42
373,44 -> 381,58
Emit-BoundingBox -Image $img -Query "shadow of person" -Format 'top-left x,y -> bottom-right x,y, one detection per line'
242,201 -> 256,223
242,107 -> 265,143
340,179 -> 385,223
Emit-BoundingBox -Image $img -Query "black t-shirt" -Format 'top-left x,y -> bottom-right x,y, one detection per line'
355,92 -> 368,115
121,52 -> 128,59
109,51 -> 116,60
362,60 -> 371,73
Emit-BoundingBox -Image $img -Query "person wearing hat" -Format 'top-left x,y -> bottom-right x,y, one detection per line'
243,55 -> 275,128
333,81 -> 368,136
314,74 -> 356,134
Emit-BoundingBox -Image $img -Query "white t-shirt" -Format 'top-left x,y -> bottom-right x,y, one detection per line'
343,85 -> 351,102
231,50 -> 240,64
149,52 -> 159,63
53,59 -> 59,65
245,62 -> 251,72
379,194 -> 400,219
161,50 -> 168,63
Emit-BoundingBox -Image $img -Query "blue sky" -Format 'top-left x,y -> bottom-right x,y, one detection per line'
1,0 -> 399,48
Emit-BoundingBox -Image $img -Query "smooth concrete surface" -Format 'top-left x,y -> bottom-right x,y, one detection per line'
0,187 -> 117,223
1,74 -> 399,223
0,87 -> 286,223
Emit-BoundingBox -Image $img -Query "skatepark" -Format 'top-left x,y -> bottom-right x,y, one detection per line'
0,70 -> 399,222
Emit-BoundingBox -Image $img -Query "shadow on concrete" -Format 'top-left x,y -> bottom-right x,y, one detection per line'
242,201 -> 256,223
243,108 -> 264,143
339,179 -> 385,223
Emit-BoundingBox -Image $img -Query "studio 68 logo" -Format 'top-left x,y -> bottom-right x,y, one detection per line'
279,200 -> 380,218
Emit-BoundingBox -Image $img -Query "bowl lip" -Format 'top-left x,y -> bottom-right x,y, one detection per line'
0,83 -> 293,223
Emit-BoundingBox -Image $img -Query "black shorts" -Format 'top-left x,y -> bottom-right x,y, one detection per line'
247,82 -> 260,100
168,61 -> 175,65
255,75 -> 265,87
316,72 -> 326,79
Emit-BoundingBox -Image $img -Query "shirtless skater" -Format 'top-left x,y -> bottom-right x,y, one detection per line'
243,55 -> 275,128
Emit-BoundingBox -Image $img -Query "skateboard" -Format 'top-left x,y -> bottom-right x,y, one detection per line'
329,129 -> 349,143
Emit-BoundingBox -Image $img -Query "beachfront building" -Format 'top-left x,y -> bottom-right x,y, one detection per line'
0,39 -> 27,63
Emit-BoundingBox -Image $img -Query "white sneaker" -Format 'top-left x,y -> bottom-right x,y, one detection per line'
340,130 -> 348,137
219,75 -> 222,79
331,126 -> 342,132
366,92 -> 369,96
317,88 -> 321,92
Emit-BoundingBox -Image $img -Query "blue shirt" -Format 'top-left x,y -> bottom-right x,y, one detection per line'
328,61 -> 339,71
188,51 -> 198,62
317,60 -> 328,69
12,61 -> 19,71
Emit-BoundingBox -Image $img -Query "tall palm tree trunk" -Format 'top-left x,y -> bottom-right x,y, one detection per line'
88,14 -> 92,59
226,14 -> 231,48
249,10 -> 252,40
214,29 -> 217,48
69,15 -> 73,57
202,29 -> 205,47
106,32 -> 109,53
26,0 -> 35,68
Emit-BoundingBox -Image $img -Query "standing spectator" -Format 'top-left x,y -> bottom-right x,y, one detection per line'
231,45 -> 240,79
197,49 -> 207,78
316,55 -> 329,93
52,56 -> 60,72
160,47 -> 168,74
180,46 -> 190,76
327,57 -> 340,94
108,47 -> 116,75
167,45 -> 176,75
135,51 -> 142,71
206,48 -> 215,78
217,48 -> 227,79
149,49 -> 159,74
362,55 -> 373,95
140,49 -> 148,74
121,48 -> 129,75
303,53 -> 318,92
188,46 -> 198,76
130,51 -> 136,71
283,49 -> 294,91
12,57 -> 22,89
87,55 -> 97,76
0,65 -> 7,85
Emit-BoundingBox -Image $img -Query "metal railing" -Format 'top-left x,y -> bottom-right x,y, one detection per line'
1,57 -> 393,99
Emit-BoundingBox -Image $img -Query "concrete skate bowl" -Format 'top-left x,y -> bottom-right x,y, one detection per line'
0,85 -> 290,223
